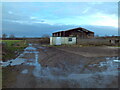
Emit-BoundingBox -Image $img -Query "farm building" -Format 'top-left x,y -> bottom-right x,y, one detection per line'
52,27 -> 94,38
50,27 -> 94,45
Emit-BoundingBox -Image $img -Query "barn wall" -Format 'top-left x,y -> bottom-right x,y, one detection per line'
54,31 -> 94,39
77,38 -> 108,45
63,37 -> 76,44
87,33 -> 94,38
51,37 -> 119,46
50,37 -> 76,45
52,29 -> 94,39
77,38 -> 120,45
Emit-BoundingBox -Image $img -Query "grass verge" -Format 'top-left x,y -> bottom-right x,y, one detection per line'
2,40 -> 28,61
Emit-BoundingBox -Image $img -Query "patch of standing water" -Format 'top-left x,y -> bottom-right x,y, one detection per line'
89,57 -> 119,72
32,53 -> 42,78
24,47 -> 36,51
22,44 -> 43,78
10,58 -> 25,66
113,60 -> 120,63
21,69 -> 28,74
24,51 -> 39,54
1,61 -> 11,67
24,43 -> 37,51
90,57 -> 120,76
1,43 -> 38,67
1,58 -> 26,67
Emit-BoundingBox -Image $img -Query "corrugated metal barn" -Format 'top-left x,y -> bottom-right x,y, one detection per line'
50,27 -> 94,45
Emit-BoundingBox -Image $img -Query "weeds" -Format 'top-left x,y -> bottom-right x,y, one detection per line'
2,40 -> 28,61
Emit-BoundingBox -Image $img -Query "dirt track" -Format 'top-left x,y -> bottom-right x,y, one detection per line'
55,46 -> 118,57
2,44 -> 119,88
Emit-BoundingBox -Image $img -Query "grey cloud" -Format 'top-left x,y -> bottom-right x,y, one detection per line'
2,21 -> 78,37
81,25 -> 118,36
2,20 -> 118,37
2,2 -> 117,20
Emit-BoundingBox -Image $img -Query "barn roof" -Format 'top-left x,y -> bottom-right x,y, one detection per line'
53,27 -> 94,34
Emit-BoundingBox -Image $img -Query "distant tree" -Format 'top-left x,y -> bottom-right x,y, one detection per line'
2,33 -> 7,38
105,34 -> 108,37
95,35 -> 99,38
9,34 -> 15,38
112,35 -> 114,37
22,36 -> 26,40
23,36 -> 26,38
42,34 -> 50,38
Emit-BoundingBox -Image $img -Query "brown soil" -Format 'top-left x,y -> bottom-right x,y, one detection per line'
39,46 -> 118,68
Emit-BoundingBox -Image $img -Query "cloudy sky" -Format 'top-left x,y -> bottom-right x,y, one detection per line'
2,2 -> 118,37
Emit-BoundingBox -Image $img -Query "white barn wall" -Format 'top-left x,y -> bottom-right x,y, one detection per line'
50,37 -> 76,45
50,37 -> 53,45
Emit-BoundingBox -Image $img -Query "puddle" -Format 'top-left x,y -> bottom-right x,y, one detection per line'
10,58 -> 25,66
68,73 -> 93,80
1,43 -> 39,67
88,57 -> 119,72
47,56 -> 119,82
1,58 -> 26,67
24,51 -> 39,54
113,60 -> 120,63
32,53 -> 42,78
24,46 -> 36,51
1,61 -> 11,67
21,69 -> 28,74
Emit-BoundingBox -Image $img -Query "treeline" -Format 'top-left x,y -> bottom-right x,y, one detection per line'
2,33 -> 25,40
2,38 -> 25,40
1,33 -> 50,40
2,38 -> 48,40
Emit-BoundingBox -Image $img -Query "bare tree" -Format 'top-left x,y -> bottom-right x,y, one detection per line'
42,34 -> 50,38
9,34 -> 15,38
2,33 -> 7,38
95,35 -> 99,37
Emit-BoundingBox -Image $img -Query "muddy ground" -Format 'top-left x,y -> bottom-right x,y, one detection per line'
0,43 -> 2,89
2,44 -> 120,88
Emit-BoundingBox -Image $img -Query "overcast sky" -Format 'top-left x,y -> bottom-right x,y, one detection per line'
2,2 -> 118,37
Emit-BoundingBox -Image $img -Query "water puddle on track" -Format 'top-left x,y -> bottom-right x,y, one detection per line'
1,44 -> 48,78
21,69 -> 28,74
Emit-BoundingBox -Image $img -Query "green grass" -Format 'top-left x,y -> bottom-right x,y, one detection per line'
2,40 -> 25,46
2,40 -> 28,61
111,45 -> 120,47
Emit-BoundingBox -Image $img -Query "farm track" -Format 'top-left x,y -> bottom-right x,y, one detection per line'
2,44 -> 119,88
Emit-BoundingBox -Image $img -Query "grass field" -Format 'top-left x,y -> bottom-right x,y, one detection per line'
2,40 -> 26,46
2,40 -> 28,61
